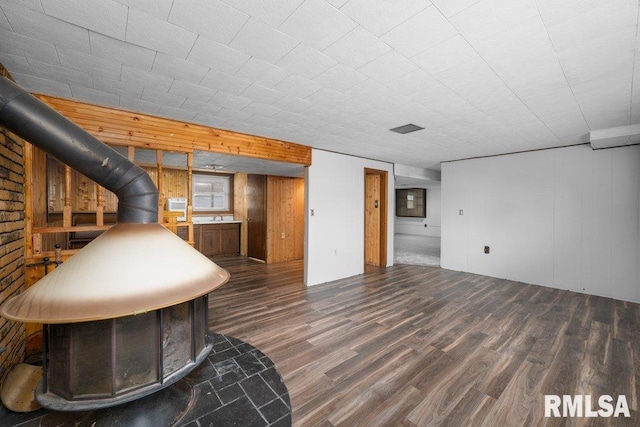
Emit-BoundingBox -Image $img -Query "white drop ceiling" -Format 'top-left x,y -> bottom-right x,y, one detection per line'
1,0 -> 638,172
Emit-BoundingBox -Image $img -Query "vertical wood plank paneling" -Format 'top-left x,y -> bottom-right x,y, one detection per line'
162,169 -> 188,199
294,178 -> 305,260
31,147 -> 47,228
266,176 -> 305,264
234,173 -> 248,256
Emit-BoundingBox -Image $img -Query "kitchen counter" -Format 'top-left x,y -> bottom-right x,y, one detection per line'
193,219 -> 242,224
194,222 -> 240,256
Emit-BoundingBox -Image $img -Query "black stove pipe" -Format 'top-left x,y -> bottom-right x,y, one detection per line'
0,77 -> 158,223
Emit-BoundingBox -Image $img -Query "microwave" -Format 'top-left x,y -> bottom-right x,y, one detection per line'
166,197 -> 187,222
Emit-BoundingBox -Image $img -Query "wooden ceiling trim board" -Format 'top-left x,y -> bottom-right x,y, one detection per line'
35,95 -> 312,165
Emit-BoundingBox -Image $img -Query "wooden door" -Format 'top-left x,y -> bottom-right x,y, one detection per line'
247,174 -> 267,261
364,169 -> 387,267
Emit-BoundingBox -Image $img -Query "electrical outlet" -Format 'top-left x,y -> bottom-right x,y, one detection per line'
334,249 -> 337,255
310,209 -> 314,216
281,232 -> 285,239
484,246 -> 490,254
459,209 -> 464,216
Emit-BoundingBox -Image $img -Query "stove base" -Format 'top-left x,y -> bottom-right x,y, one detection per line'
0,334 -> 291,427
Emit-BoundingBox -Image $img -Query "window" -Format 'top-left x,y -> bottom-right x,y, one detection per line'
192,173 -> 233,213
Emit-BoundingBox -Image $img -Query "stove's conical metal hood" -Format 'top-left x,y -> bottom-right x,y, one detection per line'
0,223 -> 229,323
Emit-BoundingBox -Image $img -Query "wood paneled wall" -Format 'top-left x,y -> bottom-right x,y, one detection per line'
266,176 -> 305,264
36,95 -> 312,166
233,173 -> 249,256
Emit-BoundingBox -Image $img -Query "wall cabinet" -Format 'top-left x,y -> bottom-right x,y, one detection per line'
195,223 -> 240,257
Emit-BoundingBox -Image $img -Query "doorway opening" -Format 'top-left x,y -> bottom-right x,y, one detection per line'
364,168 -> 388,267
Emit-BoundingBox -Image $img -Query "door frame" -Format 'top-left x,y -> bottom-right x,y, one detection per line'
364,168 -> 388,267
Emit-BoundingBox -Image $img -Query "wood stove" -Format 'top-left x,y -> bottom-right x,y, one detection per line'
38,296 -> 209,411
0,77 -> 230,411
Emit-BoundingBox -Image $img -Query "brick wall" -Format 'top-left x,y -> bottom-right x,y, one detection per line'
0,66 -> 27,388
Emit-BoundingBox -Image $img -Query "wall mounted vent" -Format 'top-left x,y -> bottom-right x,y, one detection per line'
589,124 -> 640,149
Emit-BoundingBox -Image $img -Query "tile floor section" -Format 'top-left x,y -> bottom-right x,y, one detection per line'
0,333 -> 291,426
178,333 -> 291,427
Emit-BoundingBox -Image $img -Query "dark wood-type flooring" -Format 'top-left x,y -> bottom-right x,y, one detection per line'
208,256 -> 640,426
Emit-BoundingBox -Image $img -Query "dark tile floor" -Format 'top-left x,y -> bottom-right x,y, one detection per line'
0,333 -> 291,426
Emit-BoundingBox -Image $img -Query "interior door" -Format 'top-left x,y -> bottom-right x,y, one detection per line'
247,174 -> 267,261
364,169 -> 387,267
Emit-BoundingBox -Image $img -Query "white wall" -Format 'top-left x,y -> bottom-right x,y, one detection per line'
305,149 -> 394,286
395,187 -> 441,237
441,144 -> 640,303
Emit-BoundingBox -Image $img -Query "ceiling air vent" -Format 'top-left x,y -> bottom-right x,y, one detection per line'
390,124 -> 424,134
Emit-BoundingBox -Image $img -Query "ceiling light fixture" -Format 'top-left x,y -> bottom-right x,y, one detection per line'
389,124 -> 424,134
203,164 -> 224,170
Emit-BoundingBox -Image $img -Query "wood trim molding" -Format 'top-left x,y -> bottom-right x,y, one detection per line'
35,94 -> 312,166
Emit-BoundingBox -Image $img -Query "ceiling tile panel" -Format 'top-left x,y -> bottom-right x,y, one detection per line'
151,53 -> 209,84
357,50 -> 418,83
126,9 -> 197,58
41,0 -> 128,40
120,65 -> 175,92
157,105 -> 197,122
0,29 -> 60,65
279,0 -> 357,51
273,74 -> 323,98
28,60 -> 93,87
193,113 -> 227,129
141,87 -> 187,108
214,107 -> 252,121
449,0 -> 539,43
535,0 -> 600,27
322,26 -> 392,69
412,35 -> 480,75
276,44 -> 337,79
313,64 -> 367,91
229,18 -> 298,63
381,6 -> 458,57
339,0 -> 430,37
168,0 -> 249,44
90,32 -> 156,71
0,7 -> 11,30
241,84 -> 287,105
118,96 -> 162,114
0,52 -> 33,75
113,0 -> 175,20
57,47 -> 122,81
11,72 -> 72,97
93,76 -> 144,99
169,80 -> 217,103
209,92 -> 252,110
305,87 -> 349,107
70,84 -> 120,107
545,0 -> 637,53
200,69 -> 252,95
234,58 -> 290,88
187,36 -> 250,75
273,95 -> 314,112
2,2 -> 91,53
182,99 -> 223,115
430,0 -> 483,19
2,0 -> 44,13
272,109 -> 306,124
242,102 -> 281,117
220,0 -> 304,27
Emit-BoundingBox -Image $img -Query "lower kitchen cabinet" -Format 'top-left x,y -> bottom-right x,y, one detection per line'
195,223 -> 240,257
